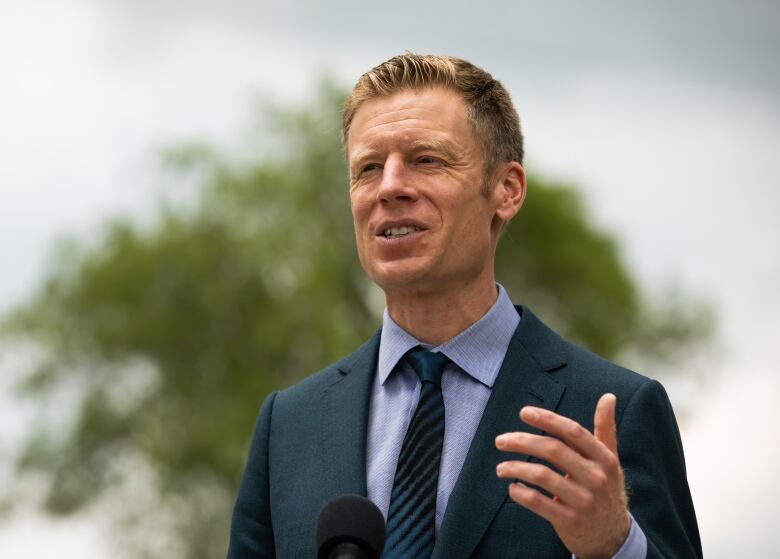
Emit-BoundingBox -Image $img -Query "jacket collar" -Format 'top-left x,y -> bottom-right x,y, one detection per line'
432,306 -> 568,559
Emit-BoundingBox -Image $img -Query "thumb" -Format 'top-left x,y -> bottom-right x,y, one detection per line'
594,393 -> 618,455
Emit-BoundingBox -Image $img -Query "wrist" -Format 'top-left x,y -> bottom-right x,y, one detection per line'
577,511 -> 632,559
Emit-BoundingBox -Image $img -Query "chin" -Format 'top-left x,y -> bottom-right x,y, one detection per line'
368,262 -> 442,294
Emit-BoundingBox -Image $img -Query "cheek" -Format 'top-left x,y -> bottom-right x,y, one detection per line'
349,208 -> 367,238
350,203 -> 374,260
350,193 -> 372,224
448,200 -> 492,238
447,212 -> 495,266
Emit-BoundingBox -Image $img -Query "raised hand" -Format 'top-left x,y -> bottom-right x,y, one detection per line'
495,394 -> 630,559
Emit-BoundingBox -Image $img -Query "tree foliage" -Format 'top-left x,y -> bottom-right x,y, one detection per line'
1,80 -> 711,558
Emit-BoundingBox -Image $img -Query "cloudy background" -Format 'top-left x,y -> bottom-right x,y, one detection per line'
1,0 -> 778,556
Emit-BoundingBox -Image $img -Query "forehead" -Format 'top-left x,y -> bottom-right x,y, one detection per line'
347,87 -> 474,157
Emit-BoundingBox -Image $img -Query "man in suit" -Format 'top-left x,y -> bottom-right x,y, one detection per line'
228,54 -> 702,558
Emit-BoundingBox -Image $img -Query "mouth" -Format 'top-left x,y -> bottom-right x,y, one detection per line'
381,225 -> 423,239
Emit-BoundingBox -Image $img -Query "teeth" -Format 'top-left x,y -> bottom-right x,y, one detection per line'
383,226 -> 421,238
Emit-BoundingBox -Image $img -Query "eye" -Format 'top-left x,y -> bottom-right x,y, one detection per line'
355,163 -> 381,178
417,156 -> 438,165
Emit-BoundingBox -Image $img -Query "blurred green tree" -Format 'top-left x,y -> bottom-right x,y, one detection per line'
1,81 -> 711,558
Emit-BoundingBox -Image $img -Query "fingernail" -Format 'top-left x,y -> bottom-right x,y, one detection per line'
495,435 -> 507,448
522,407 -> 538,421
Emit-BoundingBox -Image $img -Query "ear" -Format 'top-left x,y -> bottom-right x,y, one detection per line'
493,161 -> 526,223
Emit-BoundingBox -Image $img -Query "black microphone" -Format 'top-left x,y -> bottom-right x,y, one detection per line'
316,494 -> 386,559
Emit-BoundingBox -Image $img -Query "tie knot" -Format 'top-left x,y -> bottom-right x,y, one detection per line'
405,348 -> 450,387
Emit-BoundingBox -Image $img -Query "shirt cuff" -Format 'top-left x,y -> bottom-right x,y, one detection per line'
571,514 -> 647,559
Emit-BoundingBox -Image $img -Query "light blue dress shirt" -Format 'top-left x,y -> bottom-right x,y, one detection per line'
366,284 -> 647,558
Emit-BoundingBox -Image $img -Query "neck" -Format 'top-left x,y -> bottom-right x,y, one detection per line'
385,275 -> 499,346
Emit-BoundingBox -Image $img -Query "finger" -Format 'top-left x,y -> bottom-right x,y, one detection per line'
495,432 -> 591,481
497,461 -> 588,506
519,407 -> 611,463
593,393 -> 618,456
507,481 -> 574,527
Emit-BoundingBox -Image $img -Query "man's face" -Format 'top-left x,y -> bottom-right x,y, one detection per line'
347,87 -> 507,296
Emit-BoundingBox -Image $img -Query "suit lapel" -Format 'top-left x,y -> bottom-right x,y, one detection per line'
320,331 -> 380,501
433,308 -> 567,559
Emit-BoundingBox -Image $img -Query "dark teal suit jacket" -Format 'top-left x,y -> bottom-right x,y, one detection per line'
228,307 -> 702,558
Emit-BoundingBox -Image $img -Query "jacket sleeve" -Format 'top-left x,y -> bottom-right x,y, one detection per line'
227,391 -> 278,559
617,379 -> 703,559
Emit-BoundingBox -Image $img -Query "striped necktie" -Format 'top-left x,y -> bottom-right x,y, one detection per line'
383,348 -> 450,559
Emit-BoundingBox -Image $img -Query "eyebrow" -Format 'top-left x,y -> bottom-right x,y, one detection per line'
407,138 -> 465,161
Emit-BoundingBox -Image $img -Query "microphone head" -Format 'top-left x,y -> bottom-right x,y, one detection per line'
316,494 -> 385,559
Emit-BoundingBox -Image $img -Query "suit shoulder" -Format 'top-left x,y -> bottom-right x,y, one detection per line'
558,337 -> 651,392
517,305 -> 652,394
553,338 -> 663,429
273,330 -> 380,406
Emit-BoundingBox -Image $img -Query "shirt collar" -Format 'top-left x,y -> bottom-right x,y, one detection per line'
377,284 -> 520,388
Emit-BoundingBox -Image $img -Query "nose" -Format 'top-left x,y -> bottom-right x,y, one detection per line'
377,154 -> 419,205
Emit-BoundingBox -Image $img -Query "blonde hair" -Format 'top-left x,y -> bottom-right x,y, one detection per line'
342,53 -> 524,191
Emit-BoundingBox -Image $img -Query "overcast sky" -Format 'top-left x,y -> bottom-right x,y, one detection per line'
1,1 -> 778,556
